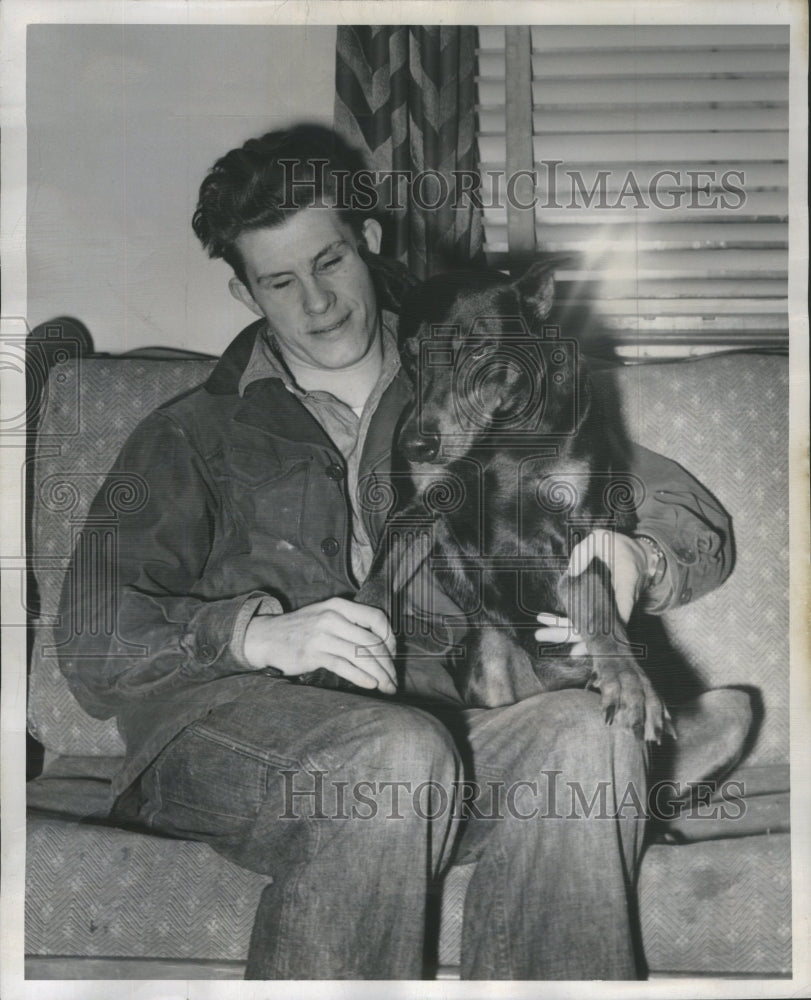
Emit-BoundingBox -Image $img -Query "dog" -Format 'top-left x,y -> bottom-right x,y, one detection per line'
353,260 -> 670,743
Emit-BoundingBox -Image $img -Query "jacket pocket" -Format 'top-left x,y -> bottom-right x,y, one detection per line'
222,449 -> 312,549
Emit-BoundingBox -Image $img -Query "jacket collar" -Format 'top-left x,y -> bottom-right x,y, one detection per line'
204,313 -> 410,452
203,319 -> 266,396
237,310 -> 401,399
235,376 -> 338,449
201,320 -> 327,447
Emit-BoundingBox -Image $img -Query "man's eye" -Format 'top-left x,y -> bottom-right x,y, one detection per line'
319,255 -> 343,271
270,279 -> 293,291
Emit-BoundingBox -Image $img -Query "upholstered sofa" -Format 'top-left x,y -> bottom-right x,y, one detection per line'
25,344 -> 791,980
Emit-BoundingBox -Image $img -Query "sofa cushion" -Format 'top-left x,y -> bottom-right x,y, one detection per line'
639,833 -> 792,975
599,353 -> 789,766
26,813 -> 271,962
28,357 -> 216,757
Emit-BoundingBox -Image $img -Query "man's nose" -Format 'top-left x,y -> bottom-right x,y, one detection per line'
301,276 -> 335,315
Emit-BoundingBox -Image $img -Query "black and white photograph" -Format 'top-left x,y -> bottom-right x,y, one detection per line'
1,2 -> 808,998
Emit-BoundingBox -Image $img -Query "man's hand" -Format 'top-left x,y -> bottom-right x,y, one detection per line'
535,530 -> 650,647
243,597 -> 397,695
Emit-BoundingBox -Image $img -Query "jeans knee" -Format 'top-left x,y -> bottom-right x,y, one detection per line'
515,690 -> 647,785
361,704 -> 461,782
568,692 -> 647,784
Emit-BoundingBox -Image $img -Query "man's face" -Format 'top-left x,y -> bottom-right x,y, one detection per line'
229,208 -> 382,371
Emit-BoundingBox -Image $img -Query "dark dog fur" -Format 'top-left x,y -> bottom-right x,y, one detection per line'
351,262 -> 669,742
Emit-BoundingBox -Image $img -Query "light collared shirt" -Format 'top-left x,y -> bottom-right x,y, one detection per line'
238,311 -> 402,584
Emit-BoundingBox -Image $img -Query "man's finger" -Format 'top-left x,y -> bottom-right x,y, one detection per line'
536,612 -> 569,626
331,635 -> 397,693
338,598 -> 396,656
333,618 -> 397,672
535,612 -> 583,646
353,648 -> 397,694
568,529 -> 612,578
322,652 -> 392,692
535,625 -> 579,645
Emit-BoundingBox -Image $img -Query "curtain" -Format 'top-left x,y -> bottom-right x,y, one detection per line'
335,26 -> 484,280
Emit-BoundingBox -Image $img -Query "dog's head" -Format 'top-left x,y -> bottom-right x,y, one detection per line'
396,261 -> 586,474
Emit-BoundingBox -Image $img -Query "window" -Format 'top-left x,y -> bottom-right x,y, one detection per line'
477,25 -> 789,357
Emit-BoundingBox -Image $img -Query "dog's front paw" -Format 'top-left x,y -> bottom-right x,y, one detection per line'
588,658 -> 672,743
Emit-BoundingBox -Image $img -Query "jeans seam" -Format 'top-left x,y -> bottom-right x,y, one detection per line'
191,720 -> 298,768
261,749 -> 339,976
261,798 -> 319,978
139,762 -> 164,829
489,842 -> 513,978
462,840 -> 513,979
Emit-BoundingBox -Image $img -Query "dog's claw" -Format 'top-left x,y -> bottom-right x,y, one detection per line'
590,658 -> 667,743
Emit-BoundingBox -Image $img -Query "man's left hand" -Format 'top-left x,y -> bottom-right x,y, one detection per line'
534,530 -> 650,647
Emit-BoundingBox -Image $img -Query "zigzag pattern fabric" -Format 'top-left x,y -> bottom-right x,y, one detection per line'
334,25 -> 484,279
26,815 -> 269,961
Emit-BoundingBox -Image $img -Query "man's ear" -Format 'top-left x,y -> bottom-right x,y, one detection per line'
360,217 -> 383,255
229,277 -> 264,318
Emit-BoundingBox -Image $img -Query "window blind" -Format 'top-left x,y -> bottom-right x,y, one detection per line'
476,25 -> 789,357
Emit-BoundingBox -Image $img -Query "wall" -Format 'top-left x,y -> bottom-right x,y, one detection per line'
27,24 -> 338,354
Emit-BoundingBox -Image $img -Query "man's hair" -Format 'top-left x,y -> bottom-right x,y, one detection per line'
192,124 -> 371,286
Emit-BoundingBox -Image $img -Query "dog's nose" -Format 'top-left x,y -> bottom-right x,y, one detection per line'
402,433 -> 441,463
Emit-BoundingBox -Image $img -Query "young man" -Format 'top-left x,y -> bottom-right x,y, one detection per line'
57,125 -> 733,979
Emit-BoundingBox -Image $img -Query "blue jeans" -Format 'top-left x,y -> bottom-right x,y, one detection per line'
134,681 -> 647,979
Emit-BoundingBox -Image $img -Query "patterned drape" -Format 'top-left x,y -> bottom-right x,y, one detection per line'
335,26 -> 484,279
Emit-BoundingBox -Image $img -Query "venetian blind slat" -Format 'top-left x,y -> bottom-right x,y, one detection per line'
477,24 -> 789,353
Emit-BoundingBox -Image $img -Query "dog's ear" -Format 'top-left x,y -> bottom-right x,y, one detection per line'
512,260 -> 556,323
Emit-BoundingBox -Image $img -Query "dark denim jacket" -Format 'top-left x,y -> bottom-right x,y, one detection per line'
56,321 -> 733,798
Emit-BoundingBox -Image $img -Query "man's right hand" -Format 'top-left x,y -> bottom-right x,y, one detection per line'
243,597 -> 397,695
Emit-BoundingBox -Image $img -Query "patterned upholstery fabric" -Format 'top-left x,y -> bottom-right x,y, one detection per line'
598,354 -> 789,765
26,813 -> 270,961
28,358 -> 216,756
639,833 -> 792,975
437,864 -> 475,969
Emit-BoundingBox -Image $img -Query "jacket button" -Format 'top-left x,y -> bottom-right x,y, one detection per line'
199,643 -> 217,663
321,537 -> 340,556
680,588 -> 692,604
325,463 -> 344,481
